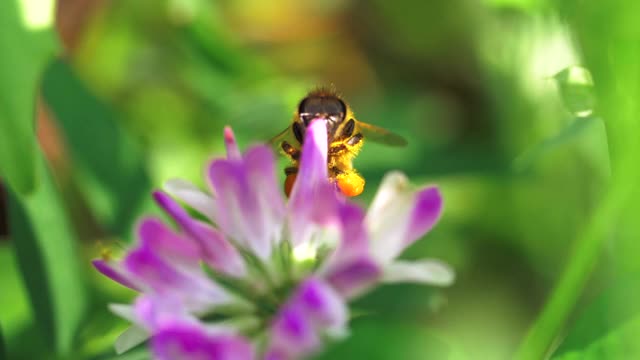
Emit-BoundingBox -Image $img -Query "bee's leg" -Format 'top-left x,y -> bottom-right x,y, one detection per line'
281,141 -> 301,160
284,166 -> 298,197
346,133 -> 363,146
292,122 -> 304,144
329,134 -> 362,156
328,143 -> 348,155
330,166 -> 345,176
342,119 -> 356,137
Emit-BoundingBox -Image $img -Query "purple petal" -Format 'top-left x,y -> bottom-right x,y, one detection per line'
138,217 -> 200,265
208,158 -> 271,258
206,145 -> 284,260
266,278 -> 348,358
153,191 -> 246,276
133,295 -> 192,330
264,349 -> 290,360
293,277 -> 347,330
243,145 -> 286,234
123,243 -> 230,309
191,220 -> 246,277
290,120 -> 328,193
320,202 -> 373,286
92,259 -> 140,291
123,245 -> 187,292
153,191 -> 197,231
270,306 -> 320,357
336,203 -> 369,258
326,256 -> 382,299
152,323 -> 254,360
366,173 -> 443,263
405,187 -> 443,246
288,120 -> 340,246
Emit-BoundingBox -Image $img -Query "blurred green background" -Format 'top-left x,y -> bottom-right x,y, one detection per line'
1,0 -> 639,359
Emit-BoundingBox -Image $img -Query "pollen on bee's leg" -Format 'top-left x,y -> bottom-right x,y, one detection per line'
336,173 -> 365,197
284,173 -> 297,197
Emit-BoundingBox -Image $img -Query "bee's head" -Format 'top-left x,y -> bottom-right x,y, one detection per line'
298,94 -> 347,129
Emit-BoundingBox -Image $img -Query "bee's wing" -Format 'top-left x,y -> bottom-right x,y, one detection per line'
357,121 -> 408,147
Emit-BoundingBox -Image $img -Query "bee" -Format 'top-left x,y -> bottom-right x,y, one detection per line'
271,88 -> 407,197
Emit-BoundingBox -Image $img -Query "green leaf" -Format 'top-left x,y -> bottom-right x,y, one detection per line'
0,325 -> 5,360
512,116 -> 605,173
553,315 -> 640,360
0,0 -> 58,195
41,60 -> 153,238
315,319 -> 467,360
8,154 -> 87,355
555,276 -> 640,355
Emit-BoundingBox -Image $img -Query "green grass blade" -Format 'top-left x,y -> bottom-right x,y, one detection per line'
0,0 -> 57,195
9,154 -> 88,356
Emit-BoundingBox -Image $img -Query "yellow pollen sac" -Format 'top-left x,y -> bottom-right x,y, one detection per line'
336,172 -> 365,197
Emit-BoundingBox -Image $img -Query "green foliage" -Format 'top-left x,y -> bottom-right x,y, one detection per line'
42,60 -> 153,238
2,0 -> 640,359
0,0 -> 57,194
553,315 -> 640,360
0,326 -> 5,360
317,319 -> 467,360
512,116 -> 603,174
8,155 -> 87,356
556,276 -> 640,355
105,348 -> 151,360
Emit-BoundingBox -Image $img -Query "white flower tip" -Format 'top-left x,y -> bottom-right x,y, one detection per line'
108,303 -> 139,323
367,172 -> 411,217
163,178 -> 195,194
162,178 -> 217,221
381,171 -> 410,190
114,325 -> 149,355
426,261 -> 455,287
382,259 -> 455,287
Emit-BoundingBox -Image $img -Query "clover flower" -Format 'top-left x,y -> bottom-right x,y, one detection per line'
93,120 -> 454,360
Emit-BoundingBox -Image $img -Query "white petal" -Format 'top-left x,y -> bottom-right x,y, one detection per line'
115,325 -> 149,354
109,303 -> 137,323
163,178 -> 216,222
365,172 -> 415,263
366,171 -> 410,221
366,172 -> 443,264
382,259 -> 455,286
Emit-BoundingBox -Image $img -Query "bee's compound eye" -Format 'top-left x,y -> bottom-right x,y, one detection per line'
299,113 -> 314,126
284,173 -> 297,197
336,173 -> 365,197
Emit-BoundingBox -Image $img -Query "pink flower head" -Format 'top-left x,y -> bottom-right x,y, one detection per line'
94,120 -> 453,359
